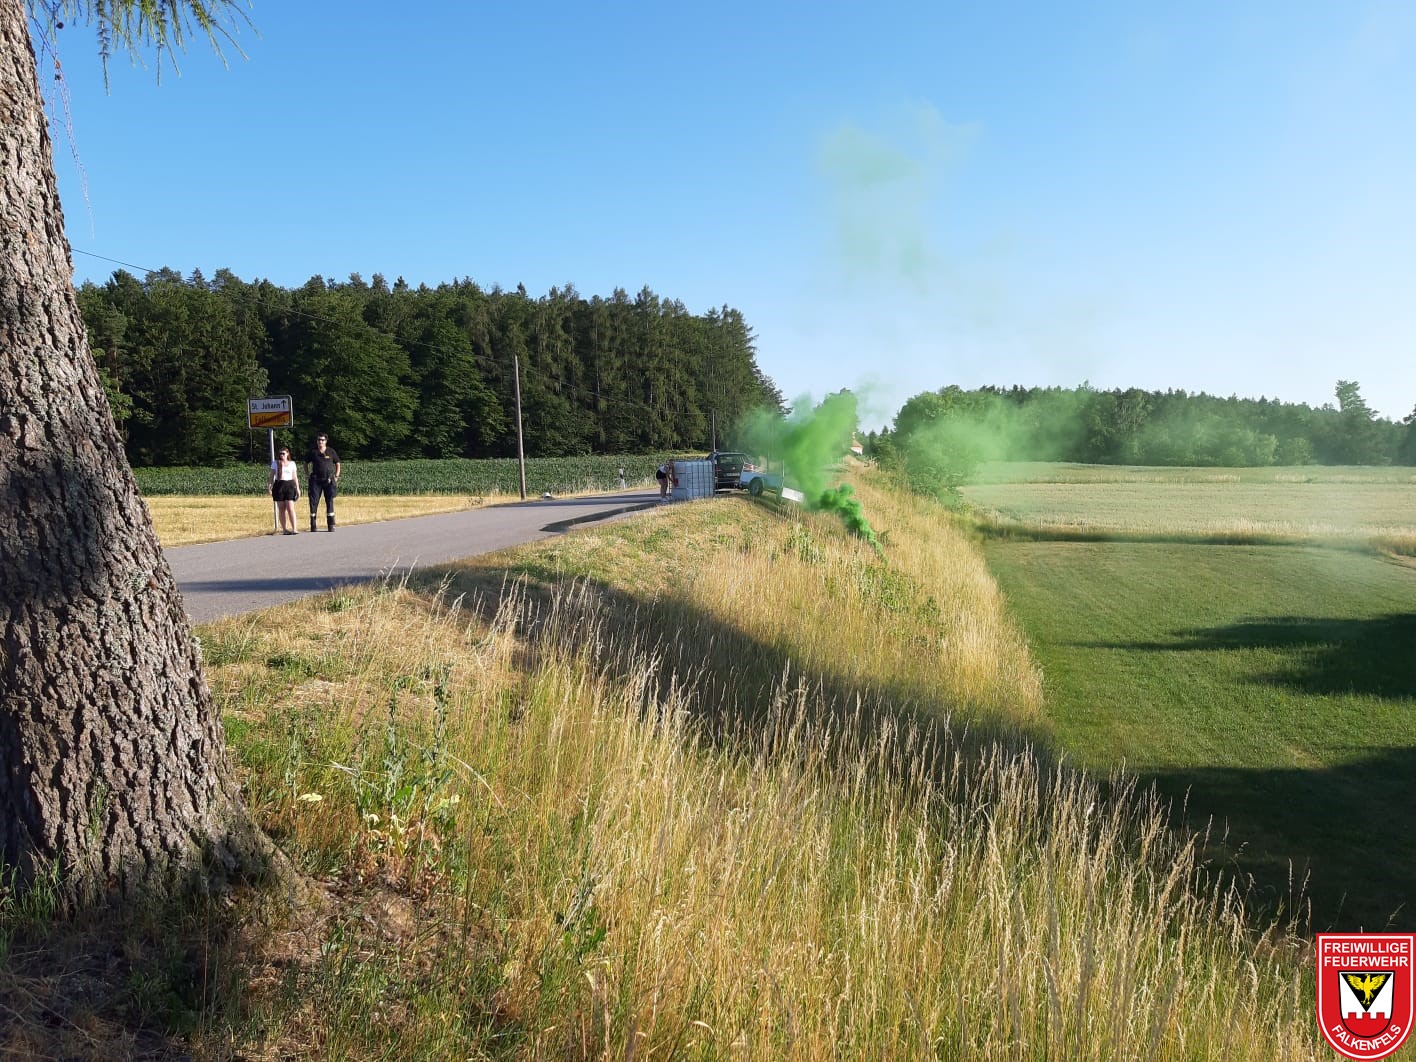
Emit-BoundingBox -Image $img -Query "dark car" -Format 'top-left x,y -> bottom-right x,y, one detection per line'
708,450 -> 748,491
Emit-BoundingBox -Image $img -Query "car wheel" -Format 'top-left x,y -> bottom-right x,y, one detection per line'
748,477 -> 764,496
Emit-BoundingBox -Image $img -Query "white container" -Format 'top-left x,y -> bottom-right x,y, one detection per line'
670,459 -> 714,501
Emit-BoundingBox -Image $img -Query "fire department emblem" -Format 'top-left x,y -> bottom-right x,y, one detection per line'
1317,933 -> 1414,1060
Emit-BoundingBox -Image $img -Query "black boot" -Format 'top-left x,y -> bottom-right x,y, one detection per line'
310,515 -> 317,533
327,513 -> 336,532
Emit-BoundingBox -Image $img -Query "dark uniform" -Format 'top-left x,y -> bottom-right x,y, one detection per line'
306,442 -> 341,531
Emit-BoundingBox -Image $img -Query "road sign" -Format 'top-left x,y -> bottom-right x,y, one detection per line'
248,396 -> 294,430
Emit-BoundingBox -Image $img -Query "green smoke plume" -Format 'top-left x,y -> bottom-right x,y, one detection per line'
816,483 -> 882,555
870,382 -> 1404,486
740,391 -> 884,551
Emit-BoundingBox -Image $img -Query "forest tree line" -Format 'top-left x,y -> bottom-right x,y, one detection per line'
866,382 -> 1416,496
77,268 -> 785,466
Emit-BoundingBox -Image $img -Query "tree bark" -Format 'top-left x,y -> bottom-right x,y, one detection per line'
0,0 -> 266,908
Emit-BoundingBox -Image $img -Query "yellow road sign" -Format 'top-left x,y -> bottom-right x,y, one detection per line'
247,396 -> 294,430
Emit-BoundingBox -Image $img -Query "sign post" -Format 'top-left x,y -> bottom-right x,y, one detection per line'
513,355 -> 527,500
248,397 -> 295,534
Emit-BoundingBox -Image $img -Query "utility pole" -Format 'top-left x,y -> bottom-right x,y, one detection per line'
709,337 -> 720,451
514,354 -> 527,500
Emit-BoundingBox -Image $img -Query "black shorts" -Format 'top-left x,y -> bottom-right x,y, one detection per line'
272,480 -> 298,502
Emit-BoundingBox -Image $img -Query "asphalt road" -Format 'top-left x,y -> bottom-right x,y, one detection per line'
165,491 -> 660,624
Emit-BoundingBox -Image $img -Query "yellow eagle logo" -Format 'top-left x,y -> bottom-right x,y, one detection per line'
1342,972 -> 1391,1008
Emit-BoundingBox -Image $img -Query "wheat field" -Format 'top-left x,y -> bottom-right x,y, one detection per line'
144,494 -> 492,546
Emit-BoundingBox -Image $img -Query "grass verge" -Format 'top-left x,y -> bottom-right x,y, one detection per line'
3,471 -> 1320,1057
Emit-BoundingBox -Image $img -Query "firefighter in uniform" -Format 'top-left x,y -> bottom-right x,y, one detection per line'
306,432 -> 341,531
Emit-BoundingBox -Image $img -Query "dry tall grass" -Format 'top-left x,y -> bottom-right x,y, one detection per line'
1374,532 -> 1416,562
198,471 -> 1318,1056
4,471 -> 1318,1057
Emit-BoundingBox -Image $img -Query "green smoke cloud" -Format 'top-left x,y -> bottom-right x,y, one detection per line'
740,391 -> 884,551
872,383 -> 1391,487
816,483 -> 883,555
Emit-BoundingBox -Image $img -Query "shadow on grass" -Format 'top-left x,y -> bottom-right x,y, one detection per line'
0,831 -> 491,1057
1079,613 -> 1416,699
970,517 -> 1374,552
0,849 -> 294,1058
1143,746 -> 1416,932
433,549 -> 1412,936
422,555 -> 1053,783
418,551 -> 1340,938
1086,613 -> 1416,928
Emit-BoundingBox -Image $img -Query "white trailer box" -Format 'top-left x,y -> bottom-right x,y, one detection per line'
670,459 -> 714,501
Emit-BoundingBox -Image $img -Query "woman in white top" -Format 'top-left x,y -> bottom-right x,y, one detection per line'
268,446 -> 302,535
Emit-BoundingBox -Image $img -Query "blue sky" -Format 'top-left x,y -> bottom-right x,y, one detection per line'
38,1 -> 1416,426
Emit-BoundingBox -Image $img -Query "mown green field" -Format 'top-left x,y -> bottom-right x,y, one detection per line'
133,454 -> 668,497
979,467 -> 1416,930
965,463 -> 1416,542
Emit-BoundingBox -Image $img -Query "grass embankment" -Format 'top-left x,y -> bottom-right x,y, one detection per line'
2,473 -> 1318,1057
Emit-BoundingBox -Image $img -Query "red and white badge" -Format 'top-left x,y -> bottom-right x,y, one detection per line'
1317,933 -> 1415,1060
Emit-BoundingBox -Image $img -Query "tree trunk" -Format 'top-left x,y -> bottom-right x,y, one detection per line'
0,0 -> 266,908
